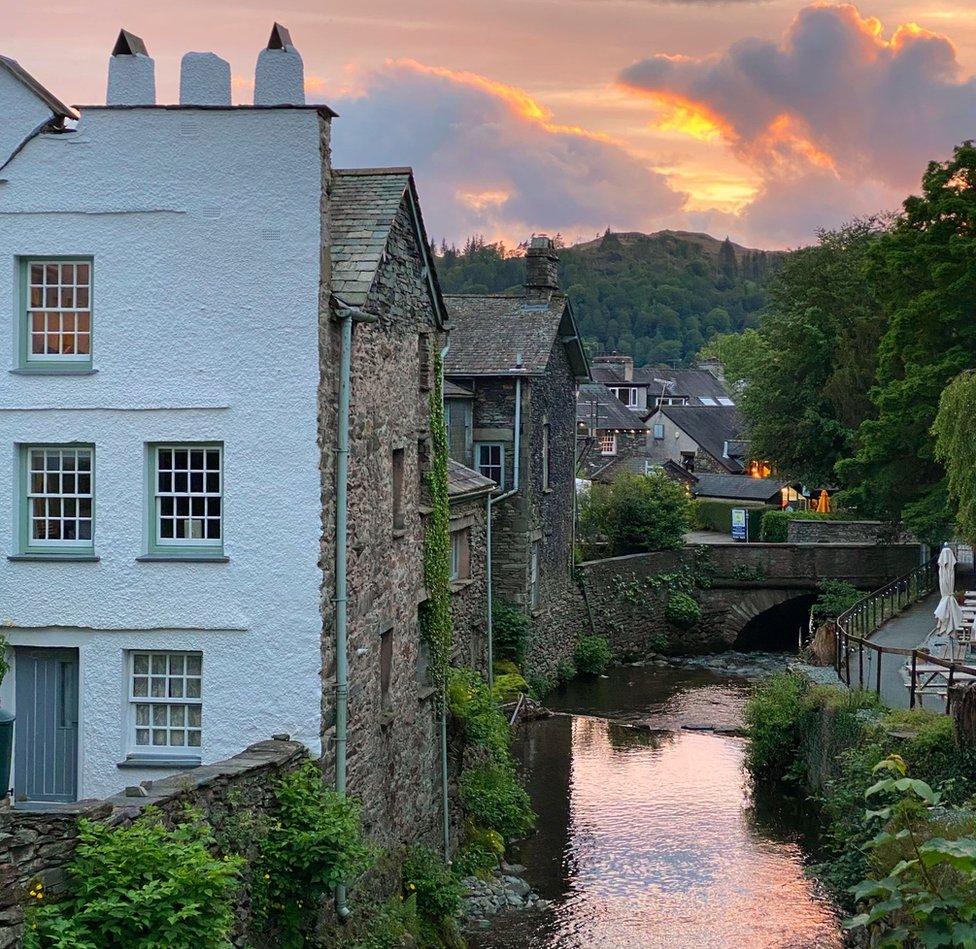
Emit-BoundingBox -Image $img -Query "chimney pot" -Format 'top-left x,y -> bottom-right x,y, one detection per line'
254,22 -> 305,106
107,29 -> 155,106
180,52 -> 231,106
525,235 -> 559,299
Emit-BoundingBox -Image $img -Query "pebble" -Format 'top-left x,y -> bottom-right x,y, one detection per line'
460,866 -> 544,926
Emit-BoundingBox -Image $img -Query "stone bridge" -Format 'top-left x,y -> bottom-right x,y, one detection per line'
577,543 -> 922,654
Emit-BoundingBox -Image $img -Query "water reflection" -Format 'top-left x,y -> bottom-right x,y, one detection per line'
474,667 -> 840,949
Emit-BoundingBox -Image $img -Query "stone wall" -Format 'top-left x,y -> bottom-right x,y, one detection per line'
577,544 -> 922,657
0,739 -> 306,947
579,429 -> 646,478
787,519 -> 889,545
318,192 -> 443,856
449,493 -> 490,677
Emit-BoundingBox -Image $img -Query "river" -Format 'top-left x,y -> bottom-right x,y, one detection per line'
471,661 -> 841,949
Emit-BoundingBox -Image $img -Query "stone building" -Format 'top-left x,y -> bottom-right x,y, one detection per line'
577,381 -> 648,479
0,25 -> 451,857
444,237 -> 590,681
645,403 -> 746,474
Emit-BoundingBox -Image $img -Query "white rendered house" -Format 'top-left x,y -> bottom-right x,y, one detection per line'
0,28 -> 330,802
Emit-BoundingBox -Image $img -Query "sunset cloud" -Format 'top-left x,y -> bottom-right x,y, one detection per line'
329,59 -> 687,245
619,3 -> 976,189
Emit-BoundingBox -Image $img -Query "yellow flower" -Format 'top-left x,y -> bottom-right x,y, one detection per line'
263,873 -> 270,880
408,883 -> 416,891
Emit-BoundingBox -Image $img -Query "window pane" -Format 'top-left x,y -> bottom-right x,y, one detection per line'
155,446 -> 222,547
133,654 -> 149,675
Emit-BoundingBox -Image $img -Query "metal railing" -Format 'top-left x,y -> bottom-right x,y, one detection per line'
833,553 -> 976,713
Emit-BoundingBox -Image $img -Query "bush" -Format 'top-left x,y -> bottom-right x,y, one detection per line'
578,471 -> 695,558
492,601 -> 530,665
744,672 -> 813,781
401,845 -> 462,924
697,500 -> 766,537
447,667 -> 510,758
459,762 -> 535,840
26,812 -> 242,949
811,579 -> 862,622
453,824 -> 505,879
349,894 -> 420,949
491,672 -> 529,700
253,761 -> 373,938
665,591 -> 702,627
760,509 -> 789,542
574,635 -> 612,675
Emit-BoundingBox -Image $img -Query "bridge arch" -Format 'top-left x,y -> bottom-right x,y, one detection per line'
709,588 -> 817,651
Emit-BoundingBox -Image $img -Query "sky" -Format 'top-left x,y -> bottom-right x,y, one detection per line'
6,0 -> 976,249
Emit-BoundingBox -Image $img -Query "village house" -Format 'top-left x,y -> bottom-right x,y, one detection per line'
576,381 -> 648,478
646,403 -> 746,474
590,353 -> 735,413
444,237 -> 590,679
0,25 -> 454,854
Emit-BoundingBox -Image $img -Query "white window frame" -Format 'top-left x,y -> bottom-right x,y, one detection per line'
24,259 -> 92,366
127,651 -> 202,757
609,386 -> 639,408
599,433 -> 617,456
652,423 -> 665,441
475,442 -> 505,489
22,445 -> 94,552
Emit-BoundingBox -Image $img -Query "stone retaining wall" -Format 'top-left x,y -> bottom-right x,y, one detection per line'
787,519 -> 888,544
0,738 -> 306,947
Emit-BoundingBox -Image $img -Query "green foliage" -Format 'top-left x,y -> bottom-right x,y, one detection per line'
435,231 -> 778,366
420,353 -> 453,685
0,632 -> 8,690
491,600 -> 530,666
845,756 -> 976,946
744,672 -> 813,781
934,370 -> 976,544
348,894 -> 420,949
401,846 -> 462,925
838,144 -> 976,540
574,635 -> 612,675
577,471 -> 695,558
253,761 -> 373,940
452,824 -> 505,879
811,579 -> 862,622
695,499 -> 766,537
664,591 -> 702,628
491,672 -> 529,701
760,509 -> 789,543
446,667 -> 510,758
25,812 -> 242,949
459,762 -> 536,841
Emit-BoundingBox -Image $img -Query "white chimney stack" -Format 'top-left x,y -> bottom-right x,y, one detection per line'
254,23 -> 305,106
180,52 -> 231,106
107,29 -> 156,106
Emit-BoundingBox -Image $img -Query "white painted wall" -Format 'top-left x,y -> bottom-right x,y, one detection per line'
646,408 -> 699,467
0,65 -> 55,170
0,104 -> 326,798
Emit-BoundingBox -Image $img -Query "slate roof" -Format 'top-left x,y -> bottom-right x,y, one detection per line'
444,379 -> 472,398
330,168 -> 447,327
659,404 -> 744,471
692,473 -> 786,503
447,459 -> 495,499
444,294 -> 588,379
591,455 -> 660,484
636,367 -> 733,405
577,383 -> 646,431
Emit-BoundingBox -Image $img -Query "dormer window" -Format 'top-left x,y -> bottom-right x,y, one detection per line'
20,259 -> 93,372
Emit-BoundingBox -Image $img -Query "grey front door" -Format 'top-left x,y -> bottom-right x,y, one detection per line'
14,648 -> 79,803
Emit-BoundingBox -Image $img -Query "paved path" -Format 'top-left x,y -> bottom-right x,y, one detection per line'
684,530 -> 730,545
861,593 -> 940,709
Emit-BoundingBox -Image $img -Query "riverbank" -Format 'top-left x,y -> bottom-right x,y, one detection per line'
470,660 -> 842,948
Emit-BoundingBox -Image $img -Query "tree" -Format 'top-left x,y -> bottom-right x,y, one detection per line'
706,220 -> 888,487
578,471 -> 694,557
838,142 -> 976,540
933,370 -> 976,543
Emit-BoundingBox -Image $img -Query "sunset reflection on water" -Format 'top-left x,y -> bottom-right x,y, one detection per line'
475,668 -> 841,949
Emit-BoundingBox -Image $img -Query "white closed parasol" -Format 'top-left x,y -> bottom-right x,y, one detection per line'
934,544 -> 962,634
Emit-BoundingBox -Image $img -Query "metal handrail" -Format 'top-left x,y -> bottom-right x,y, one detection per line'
833,553 -> 976,712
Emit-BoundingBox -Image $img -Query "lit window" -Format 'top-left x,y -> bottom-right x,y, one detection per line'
150,445 -> 223,554
129,651 -> 202,751
22,446 -> 94,553
23,259 -> 92,368
599,433 -> 617,456
476,443 -> 504,488
653,424 -> 665,441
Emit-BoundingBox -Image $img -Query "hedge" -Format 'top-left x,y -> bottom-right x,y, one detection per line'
695,499 -> 767,538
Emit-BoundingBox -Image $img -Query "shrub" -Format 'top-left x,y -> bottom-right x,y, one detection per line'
811,579 -> 862,622
459,762 -> 535,840
555,658 -> 577,683
349,894 -> 420,949
453,824 -> 505,879
253,761 -> 373,938
578,471 -> 695,558
574,635 -> 612,675
665,591 -> 702,627
492,601 -> 530,665
447,667 -> 510,758
760,509 -> 789,542
744,672 -> 813,781
25,812 -> 242,949
492,658 -> 520,678
401,845 -> 462,924
491,672 -> 529,701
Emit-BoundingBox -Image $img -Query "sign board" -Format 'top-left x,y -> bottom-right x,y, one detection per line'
731,508 -> 748,543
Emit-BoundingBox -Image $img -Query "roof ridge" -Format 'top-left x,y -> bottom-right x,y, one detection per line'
334,166 -> 413,177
